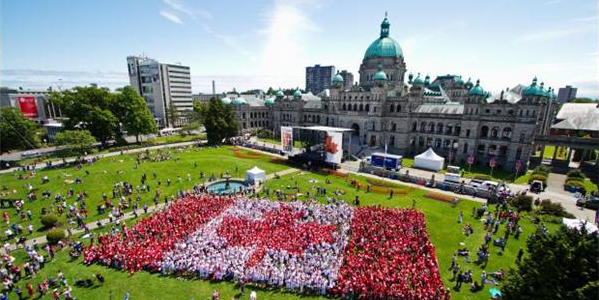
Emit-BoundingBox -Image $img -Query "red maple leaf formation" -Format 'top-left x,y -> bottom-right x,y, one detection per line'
216,204 -> 336,267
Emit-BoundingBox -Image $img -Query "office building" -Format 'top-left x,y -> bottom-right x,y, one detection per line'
127,56 -> 193,128
305,64 -> 335,94
557,85 -> 577,103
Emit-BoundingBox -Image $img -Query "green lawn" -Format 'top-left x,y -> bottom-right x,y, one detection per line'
0,148 -> 557,300
0,146 -> 287,241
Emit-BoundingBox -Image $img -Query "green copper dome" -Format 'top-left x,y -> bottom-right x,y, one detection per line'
412,74 -> 424,84
276,89 -> 284,99
265,97 -> 275,107
424,75 -> 430,86
469,80 -> 485,96
455,76 -> 464,85
293,89 -> 302,98
221,97 -> 231,105
232,97 -> 246,106
333,73 -> 344,83
364,17 -> 403,60
374,69 -> 387,80
465,78 -> 473,88
523,77 -> 544,96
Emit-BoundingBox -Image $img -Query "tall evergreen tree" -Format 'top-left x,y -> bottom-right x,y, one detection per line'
502,225 -> 598,300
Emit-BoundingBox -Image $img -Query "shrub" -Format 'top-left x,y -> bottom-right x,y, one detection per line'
41,214 -> 59,228
565,180 -> 584,188
532,165 -> 550,176
46,228 -> 65,245
538,199 -> 575,218
566,169 -> 586,180
509,194 -> 533,212
530,174 -> 548,183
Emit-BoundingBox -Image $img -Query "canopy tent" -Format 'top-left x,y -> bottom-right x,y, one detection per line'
414,147 -> 445,171
246,166 -> 266,184
562,218 -> 598,234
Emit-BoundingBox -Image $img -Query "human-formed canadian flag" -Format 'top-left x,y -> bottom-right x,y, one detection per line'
84,195 -> 449,299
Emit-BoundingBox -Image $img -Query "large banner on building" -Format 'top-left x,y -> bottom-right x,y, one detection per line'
281,126 -> 293,153
325,131 -> 343,164
17,97 -> 38,118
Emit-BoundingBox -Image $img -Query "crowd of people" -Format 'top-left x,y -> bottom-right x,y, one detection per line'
83,194 -> 234,274
161,198 -> 354,295
332,206 -> 450,299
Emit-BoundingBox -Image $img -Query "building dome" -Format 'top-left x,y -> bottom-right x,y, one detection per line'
455,76 -> 464,86
363,17 -> 403,60
221,97 -> 232,105
276,89 -> 284,99
523,77 -> 544,96
412,74 -> 424,85
293,89 -> 302,99
232,97 -> 246,106
265,97 -> 275,107
469,80 -> 485,96
424,75 -> 430,86
332,73 -> 344,83
374,65 -> 387,81
548,87 -> 557,99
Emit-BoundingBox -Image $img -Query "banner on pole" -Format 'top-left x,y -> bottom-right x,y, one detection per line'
281,127 -> 293,153
325,131 -> 343,164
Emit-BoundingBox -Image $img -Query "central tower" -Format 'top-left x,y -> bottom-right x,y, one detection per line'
358,16 -> 407,89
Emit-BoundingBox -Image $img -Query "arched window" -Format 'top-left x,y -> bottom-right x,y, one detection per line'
420,122 -> 426,132
397,104 -> 401,112
353,103 -> 358,111
437,123 -> 444,133
412,121 -> 417,131
454,125 -> 461,136
491,127 -> 500,138
391,123 -> 397,131
243,113 -> 246,118
480,126 -> 489,138
502,127 -> 512,139
365,104 -> 370,112
428,122 -> 435,132
390,104 -> 395,113
419,136 -> 424,146
359,104 -> 364,111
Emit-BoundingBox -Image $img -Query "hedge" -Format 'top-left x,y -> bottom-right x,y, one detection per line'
530,174 -> 548,183
565,180 -> 584,188
46,228 -> 65,245
41,214 -> 59,228
566,169 -> 586,180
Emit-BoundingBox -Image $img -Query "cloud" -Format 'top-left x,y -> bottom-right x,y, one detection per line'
257,0 -> 322,85
202,26 -> 256,61
163,0 -> 212,20
514,27 -> 587,42
1,69 -> 129,91
160,11 -> 184,24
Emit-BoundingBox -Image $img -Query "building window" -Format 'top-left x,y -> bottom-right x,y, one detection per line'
463,143 -> 468,153
480,126 -> 489,138
420,122 -> 426,132
397,104 -> 401,112
412,121 -> 417,131
491,127 -> 499,139
455,125 -> 461,136
437,123 -> 444,133
428,122 -> 435,132
353,104 -> 358,111
390,135 -> 395,146
390,104 -> 394,112
359,104 -> 364,111
502,127 -> 512,139
485,109 -> 490,114
365,104 -> 370,112
391,123 -> 396,131
477,144 -> 485,154
500,145 -> 508,156
466,129 -> 470,137
419,137 -> 424,146
519,133 -> 526,142
426,137 -> 432,146
516,147 -> 522,160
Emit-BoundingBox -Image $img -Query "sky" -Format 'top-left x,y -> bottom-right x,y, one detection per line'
1,0 -> 598,98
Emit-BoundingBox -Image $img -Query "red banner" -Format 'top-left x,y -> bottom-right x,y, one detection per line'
17,97 -> 38,118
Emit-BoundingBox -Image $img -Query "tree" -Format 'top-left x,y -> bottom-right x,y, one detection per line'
0,107 -> 41,152
49,86 -> 119,147
54,130 -> 96,157
112,86 -> 157,142
166,102 -> 180,128
569,97 -> 598,103
202,98 -> 238,145
502,225 -> 598,300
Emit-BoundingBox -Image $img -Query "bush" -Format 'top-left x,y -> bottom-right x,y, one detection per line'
566,169 -> 586,180
538,199 -> 575,218
46,228 -> 65,245
41,214 -> 59,228
565,180 -> 584,188
530,174 -> 548,183
509,194 -> 533,212
532,165 -> 550,176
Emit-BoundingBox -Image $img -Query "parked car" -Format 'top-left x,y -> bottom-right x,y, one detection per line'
576,197 -> 599,210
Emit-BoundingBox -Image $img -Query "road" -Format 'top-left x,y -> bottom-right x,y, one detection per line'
251,138 -> 596,220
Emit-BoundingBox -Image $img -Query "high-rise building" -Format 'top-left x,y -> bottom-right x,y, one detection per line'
339,70 -> 354,89
127,56 -> 193,128
305,64 -> 335,94
557,85 -> 577,103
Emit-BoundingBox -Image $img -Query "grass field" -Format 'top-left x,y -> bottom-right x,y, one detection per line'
0,146 -> 287,241
0,146 -> 556,300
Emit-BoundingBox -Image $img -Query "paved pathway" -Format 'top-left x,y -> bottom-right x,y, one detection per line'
0,140 -> 205,174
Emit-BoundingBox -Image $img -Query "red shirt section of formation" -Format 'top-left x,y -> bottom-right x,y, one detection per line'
83,194 -> 233,273
333,207 -> 450,299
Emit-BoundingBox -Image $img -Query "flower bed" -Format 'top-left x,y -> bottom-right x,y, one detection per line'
424,192 -> 456,203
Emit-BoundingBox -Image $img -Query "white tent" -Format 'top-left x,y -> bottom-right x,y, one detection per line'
414,148 -> 445,171
562,218 -> 598,234
246,166 -> 266,184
